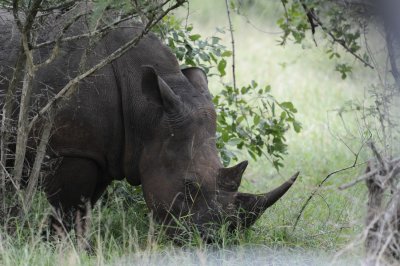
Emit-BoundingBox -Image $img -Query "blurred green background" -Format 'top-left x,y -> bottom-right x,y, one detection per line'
176,0 -> 377,250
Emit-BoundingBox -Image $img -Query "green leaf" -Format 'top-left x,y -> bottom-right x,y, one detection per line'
280,101 -> 295,110
253,114 -> 260,126
248,150 -> 257,160
237,116 -> 245,124
293,121 -> 302,133
218,59 -> 227,76
230,0 -> 236,9
212,36 -> 221,44
216,27 -> 225,34
199,53 -> 210,61
189,34 -> 201,41
222,51 -> 233,57
221,131 -> 229,142
227,138 -> 242,145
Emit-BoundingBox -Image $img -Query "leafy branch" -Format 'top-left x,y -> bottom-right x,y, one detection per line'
298,0 -> 373,69
157,9 -> 301,169
277,0 -> 374,79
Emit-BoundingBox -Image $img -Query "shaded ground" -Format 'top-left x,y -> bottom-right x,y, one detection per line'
115,246 -> 362,266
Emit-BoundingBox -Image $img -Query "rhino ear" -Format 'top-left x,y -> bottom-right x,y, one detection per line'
181,67 -> 211,98
217,161 -> 248,192
142,65 -> 182,112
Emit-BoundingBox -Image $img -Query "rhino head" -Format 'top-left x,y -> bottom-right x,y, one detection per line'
138,65 -> 298,240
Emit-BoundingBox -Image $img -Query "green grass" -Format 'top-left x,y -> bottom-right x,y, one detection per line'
0,1 -> 382,265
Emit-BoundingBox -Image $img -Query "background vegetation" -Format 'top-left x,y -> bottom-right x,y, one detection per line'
184,0 -> 374,250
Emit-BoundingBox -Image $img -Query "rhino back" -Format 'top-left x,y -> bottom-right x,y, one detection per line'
0,12 -> 185,184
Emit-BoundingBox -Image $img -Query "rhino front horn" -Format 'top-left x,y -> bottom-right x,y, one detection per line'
217,160 -> 248,192
234,171 -> 299,228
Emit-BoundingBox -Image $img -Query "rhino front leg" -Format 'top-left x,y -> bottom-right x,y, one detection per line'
44,157 -> 106,248
74,200 -> 92,251
46,198 -> 93,251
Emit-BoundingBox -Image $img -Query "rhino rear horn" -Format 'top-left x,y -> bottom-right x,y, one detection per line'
218,161 -> 248,192
142,65 -> 182,113
235,171 -> 299,228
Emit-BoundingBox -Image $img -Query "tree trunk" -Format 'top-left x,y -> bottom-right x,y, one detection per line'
365,161 -> 400,264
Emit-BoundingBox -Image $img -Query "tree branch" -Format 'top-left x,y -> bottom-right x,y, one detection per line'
22,0 -> 43,34
11,0 -> 44,186
28,0 -> 186,132
36,10 -> 88,68
12,62 -> 35,186
299,0 -> 374,69
21,116 -> 53,216
0,47 -> 26,196
34,12 -> 135,49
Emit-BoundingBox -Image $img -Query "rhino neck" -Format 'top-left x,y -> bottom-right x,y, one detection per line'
104,28 -> 183,186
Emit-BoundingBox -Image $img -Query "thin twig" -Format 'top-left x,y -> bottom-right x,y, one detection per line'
39,0 -> 77,12
293,153 -> 362,231
36,10 -> 89,68
224,0 -> 236,91
34,13 -> 135,49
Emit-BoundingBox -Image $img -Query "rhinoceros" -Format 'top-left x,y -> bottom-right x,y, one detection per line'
0,9 -> 298,241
